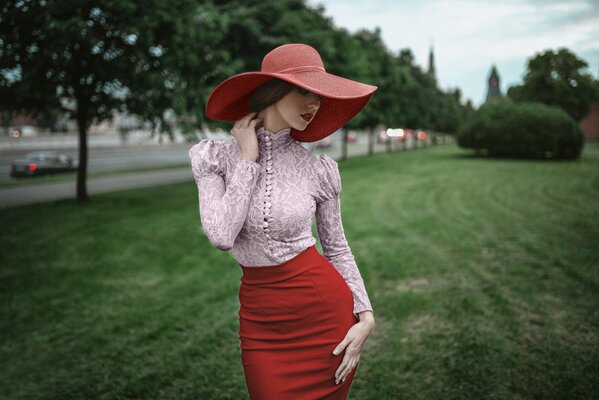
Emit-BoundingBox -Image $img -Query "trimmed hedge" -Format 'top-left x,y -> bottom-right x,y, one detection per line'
457,99 -> 584,159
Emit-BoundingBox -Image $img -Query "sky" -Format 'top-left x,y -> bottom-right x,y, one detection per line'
306,0 -> 599,106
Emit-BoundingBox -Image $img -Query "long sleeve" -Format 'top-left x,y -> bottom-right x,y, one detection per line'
314,154 -> 374,320
189,139 -> 261,251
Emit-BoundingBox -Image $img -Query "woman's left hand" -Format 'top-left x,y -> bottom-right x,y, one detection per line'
332,311 -> 375,385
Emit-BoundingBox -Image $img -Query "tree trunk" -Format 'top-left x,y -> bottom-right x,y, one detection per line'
76,103 -> 91,204
341,129 -> 348,161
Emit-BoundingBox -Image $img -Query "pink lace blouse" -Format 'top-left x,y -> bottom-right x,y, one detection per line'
188,126 -> 373,319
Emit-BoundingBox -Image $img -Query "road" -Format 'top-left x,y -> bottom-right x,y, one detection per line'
0,144 -> 192,181
0,143 -> 195,208
0,168 -> 192,209
0,137 -> 438,209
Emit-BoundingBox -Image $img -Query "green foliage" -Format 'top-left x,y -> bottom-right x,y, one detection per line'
506,48 -> 597,121
458,98 -> 584,159
0,0 -> 470,137
0,0 -> 210,135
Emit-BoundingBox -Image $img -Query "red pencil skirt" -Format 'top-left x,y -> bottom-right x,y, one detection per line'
238,244 -> 360,399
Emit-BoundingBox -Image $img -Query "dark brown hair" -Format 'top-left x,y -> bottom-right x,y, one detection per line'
248,79 -> 296,113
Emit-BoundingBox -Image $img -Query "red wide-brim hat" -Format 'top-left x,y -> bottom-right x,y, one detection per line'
205,43 -> 378,143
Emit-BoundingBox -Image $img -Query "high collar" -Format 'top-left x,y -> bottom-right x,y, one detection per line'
256,126 -> 295,152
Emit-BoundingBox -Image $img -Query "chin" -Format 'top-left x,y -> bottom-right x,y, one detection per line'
297,120 -> 312,131
290,121 -> 308,131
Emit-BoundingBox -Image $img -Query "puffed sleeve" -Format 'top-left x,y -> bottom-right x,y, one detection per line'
314,154 -> 374,320
315,154 -> 341,202
189,139 -> 261,251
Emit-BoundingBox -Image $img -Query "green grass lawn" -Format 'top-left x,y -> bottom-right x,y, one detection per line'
1,142 -> 598,400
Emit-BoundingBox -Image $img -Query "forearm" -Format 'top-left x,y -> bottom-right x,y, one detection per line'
198,159 -> 260,250
315,196 -> 374,320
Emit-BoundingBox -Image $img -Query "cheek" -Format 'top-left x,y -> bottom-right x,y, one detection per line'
278,99 -> 302,119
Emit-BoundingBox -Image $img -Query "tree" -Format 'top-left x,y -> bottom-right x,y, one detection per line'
507,48 -> 596,121
0,0 -> 204,203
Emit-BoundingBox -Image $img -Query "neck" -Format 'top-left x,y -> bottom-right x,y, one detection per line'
255,126 -> 294,151
256,109 -> 290,134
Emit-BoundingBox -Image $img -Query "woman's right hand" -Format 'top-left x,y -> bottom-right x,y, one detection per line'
231,112 -> 262,162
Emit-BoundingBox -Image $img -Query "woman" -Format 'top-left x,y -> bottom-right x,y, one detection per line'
189,43 -> 377,399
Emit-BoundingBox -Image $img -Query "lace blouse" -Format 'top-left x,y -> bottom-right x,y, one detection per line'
188,126 -> 373,319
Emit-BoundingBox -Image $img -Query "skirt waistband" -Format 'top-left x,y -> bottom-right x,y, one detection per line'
238,245 -> 322,285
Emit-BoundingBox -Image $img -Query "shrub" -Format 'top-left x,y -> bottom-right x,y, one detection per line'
457,99 -> 584,159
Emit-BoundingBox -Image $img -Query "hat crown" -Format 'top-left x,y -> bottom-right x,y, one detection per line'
261,44 -> 326,74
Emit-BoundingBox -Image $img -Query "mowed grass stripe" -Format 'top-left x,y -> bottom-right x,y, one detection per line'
1,142 -> 598,399
335,143 -> 598,398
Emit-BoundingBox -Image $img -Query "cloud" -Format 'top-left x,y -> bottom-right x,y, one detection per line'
307,0 -> 599,106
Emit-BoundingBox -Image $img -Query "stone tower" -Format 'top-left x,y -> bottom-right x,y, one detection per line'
427,41 -> 436,84
485,65 -> 502,102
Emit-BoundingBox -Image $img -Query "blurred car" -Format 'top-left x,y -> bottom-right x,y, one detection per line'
9,125 -> 37,137
377,131 -> 390,143
10,151 -> 78,178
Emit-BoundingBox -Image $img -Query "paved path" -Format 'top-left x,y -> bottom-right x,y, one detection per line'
1,138 -> 450,209
0,168 -> 192,209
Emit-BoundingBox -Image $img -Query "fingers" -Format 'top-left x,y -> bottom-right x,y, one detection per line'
243,112 -> 258,128
332,338 -> 348,356
335,355 -> 358,385
233,112 -> 257,130
248,116 -> 262,128
332,336 -> 349,384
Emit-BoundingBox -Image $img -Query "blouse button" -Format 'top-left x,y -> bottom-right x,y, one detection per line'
266,201 -> 271,208
263,221 -> 269,228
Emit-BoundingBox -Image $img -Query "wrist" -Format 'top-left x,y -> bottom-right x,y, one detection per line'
357,310 -> 375,326
240,155 -> 258,163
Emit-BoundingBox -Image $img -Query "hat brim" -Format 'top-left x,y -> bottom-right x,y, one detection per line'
205,71 -> 377,142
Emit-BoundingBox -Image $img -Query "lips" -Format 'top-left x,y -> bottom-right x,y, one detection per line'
300,113 -> 313,122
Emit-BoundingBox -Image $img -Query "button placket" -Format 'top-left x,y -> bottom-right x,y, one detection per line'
262,135 -> 273,235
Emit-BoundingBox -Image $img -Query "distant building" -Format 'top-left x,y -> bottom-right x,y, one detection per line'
2,112 -> 45,135
427,42 -> 436,84
580,102 -> 599,141
485,65 -> 502,103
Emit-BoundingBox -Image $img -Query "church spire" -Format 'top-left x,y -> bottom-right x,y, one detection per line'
485,64 -> 502,103
427,38 -> 436,84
